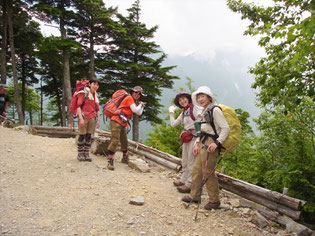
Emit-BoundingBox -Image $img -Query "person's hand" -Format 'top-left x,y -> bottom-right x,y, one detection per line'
193,143 -> 199,156
2,112 -> 6,117
79,117 -> 85,127
96,119 -> 100,128
140,101 -> 146,107
168,105 -> 177,113
207,142 -> 218,153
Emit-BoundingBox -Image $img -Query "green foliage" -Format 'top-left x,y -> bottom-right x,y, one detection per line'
145,120 -> 183,157
227,0 -> 315,112
219,108 -> 262,184
253,98 -> 315,221
227,0 -> 315,221
98,0 -> 179,124
6,84 -> 41,124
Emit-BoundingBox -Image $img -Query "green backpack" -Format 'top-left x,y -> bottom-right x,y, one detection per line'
207,104 -> 241,153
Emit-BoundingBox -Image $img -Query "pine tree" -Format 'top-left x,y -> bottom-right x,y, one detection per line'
70,0 -> 117,79
100,0 -> 178,141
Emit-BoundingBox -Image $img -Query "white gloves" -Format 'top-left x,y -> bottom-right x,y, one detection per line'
168,105 -> 177,113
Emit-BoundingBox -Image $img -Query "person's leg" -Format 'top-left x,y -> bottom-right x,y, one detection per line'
177,143 -> 191,193
84,133 -> 92,161
204,138 -> 220,210
177,139 -> 196,193
83,118 -> 96,162
120,126 -> 129,164
77,122 -> 87,161
107,120 -> 122,170
182,142 -> 204,203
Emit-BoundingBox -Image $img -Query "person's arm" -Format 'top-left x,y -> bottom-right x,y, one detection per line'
207,107 -> 230,153
169,112 -> 182,127
95,103 -> 100,128
130,102 -> 145,115
213,108 -> 230,144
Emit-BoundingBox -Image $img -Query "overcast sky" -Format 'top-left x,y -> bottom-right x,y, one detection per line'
41,0 -> 266,66
105,0 -> 266,62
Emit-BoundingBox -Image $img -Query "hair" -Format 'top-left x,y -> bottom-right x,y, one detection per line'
89,78 -> 100,85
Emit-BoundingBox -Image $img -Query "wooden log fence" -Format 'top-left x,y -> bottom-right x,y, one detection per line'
30,125 -> 77,138
29,125 -> 307,224
93,131 -> 181,171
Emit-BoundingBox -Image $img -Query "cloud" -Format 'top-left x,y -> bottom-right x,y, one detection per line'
106,0 -> 264,62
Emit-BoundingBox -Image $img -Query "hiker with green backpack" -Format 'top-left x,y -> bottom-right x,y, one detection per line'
169,91 -> 202,193
181,86 -> 233,210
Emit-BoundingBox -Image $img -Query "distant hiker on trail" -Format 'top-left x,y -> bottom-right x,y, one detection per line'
182,86 -> 230,210
0,84 -> 10,118
106,86 -> 146,171
169,91 -> 202,193
76,78 -> 100,162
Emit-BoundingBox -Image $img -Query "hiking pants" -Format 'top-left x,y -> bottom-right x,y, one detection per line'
190,137 -> 220,203
180,137 -> 196,188
108,120 -> 128,153
78,118 -> 96,135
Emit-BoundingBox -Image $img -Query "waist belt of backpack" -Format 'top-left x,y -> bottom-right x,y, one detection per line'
200,132 -> 221,152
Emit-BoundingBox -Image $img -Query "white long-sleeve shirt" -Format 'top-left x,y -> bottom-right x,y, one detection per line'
199,105 -> 230,144
170,104 -> 202,135
130,103 -> 144,115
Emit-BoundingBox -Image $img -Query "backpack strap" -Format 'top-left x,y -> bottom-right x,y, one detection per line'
208,105 -> 223,150
181,104 -> 195,123
80,91 -> 89,110
189,104 -> 195,121
208,105 -> 221,138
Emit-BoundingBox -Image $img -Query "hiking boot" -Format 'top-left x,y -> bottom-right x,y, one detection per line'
204,201 -> 220,210
83,152 -> 92,162
121,155 -> 129,164
181,196 -> 201,204
177,185 -> 191,193
107,158 -> 115,170
77,153 -> 85,162
173,180 -> 185,187
85,155 -> 92,162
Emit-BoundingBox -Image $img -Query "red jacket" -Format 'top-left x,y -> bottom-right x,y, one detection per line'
77,92 -> 99,119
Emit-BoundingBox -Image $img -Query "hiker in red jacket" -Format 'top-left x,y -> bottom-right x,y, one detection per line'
76,78 -> 100,162
107,86 -> 146,170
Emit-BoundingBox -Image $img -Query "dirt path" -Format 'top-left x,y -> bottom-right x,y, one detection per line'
0,126 -> 284,236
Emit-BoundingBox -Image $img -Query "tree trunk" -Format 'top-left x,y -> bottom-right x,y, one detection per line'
40,78 -> 43,125
52,76 -> 63,125
60,0 -> 72,127
1,0 -> 8,84
21,56 -> 26,116
89,28 -> 95,79
7,3 -> 24,124
29,110 -> 33,125
132,114 -> 140,141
